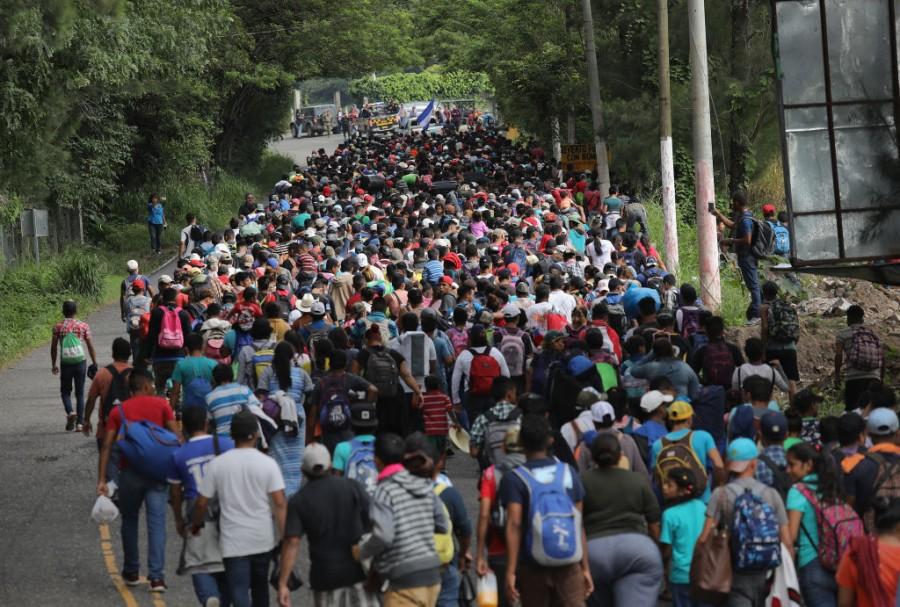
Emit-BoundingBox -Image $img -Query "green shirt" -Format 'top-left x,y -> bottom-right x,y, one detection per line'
172,356 -> 217,387
786,474 -> 820,568
292,213 -> 310,229
581,467 -> 660,539
660,498 -> 707,583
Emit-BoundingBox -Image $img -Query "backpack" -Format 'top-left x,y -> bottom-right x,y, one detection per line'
795,483 -> 864,571
274,292 -> 292,321
203,325 -> 230,363
767,300 -> 800,343
363,318 -> 392,347
605,302 -> 628,336
847,326 -> 883,372
771,221 -> 790,256
126,296 -> 151,332
702,340 -> 737,388
60,329 -> 86,366
679,307 -> 702,339
757,452 -> 793,499
545,308 -> 567,332
434,484 -> 455,566
158,307 -> 185,350
750,218 -> 776,259
102,365 -> 131,420
183,376 -> 213,408
447,327 -> 470,357
252,346 -> 274,385
499,329 -> 526,377
730,487 -> 783,571
346,437 -> 378,495
468,349 -> 501,396
189,224 -> 204,244
863,453 -> 900,531
235,307 -> 255,332
365,349 -> 399,398
484,408 -> 522,467
505,246 -> 528,277
318,374 -> 351,431
115,403 -> 180,483
260,390 -> 300,438
654,431 -> 708,497
513,463 -> 583,566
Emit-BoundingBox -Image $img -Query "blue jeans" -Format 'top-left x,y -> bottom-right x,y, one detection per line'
60,361 -> 86,423
148,223 -> 164,253
437,564 -> 460,607
118,467 -> 168,580
671,582 -> 715,607
737,254 -> 761,320
798,559 -> 837,607
193,572 -> 231,606
224,552 -> 270,607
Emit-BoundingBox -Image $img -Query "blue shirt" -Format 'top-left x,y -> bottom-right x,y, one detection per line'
787,475 -> 820,567
205,382 -> 260,437
167,435 -> 234,499
633,420 -> 668,467
660,498 -> 707,583
651,429 -> 718,502
423,260 -> 444,285
147,202 -> 165,225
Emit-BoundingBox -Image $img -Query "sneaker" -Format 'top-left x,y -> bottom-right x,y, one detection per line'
148,579 -> 167,593
205,598 -> 221,607
75,423 -> 83,433
122,572 -> 140,586
745,317 -> 761,326
65,414 -> 76,431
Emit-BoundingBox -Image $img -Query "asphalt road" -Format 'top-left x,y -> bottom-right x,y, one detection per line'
0,131 -> 481,606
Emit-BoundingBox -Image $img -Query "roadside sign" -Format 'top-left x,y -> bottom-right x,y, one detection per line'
21,209 -> 49,238
561,144 -> 596,172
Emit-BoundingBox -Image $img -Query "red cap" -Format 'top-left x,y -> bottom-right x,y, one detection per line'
132,279 -> 145,290
440,275 -> 454,286
762,204 -> 776,215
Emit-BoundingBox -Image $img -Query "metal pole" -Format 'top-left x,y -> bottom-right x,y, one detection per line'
551,116 -> 562,164
580,0 -> 611,199
658,0 -> 679,276
687,0 -> 721,310
77,202 -> 85,245
33,235 -> 39,266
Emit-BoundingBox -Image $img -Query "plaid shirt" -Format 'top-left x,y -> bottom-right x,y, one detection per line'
53,318 -> 91,340
469,401 -> 518,452
755,444 -> 788,488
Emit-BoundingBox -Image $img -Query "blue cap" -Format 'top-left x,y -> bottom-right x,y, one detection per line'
567,355 -> 594,377
761,411 -> 788,441
867,408 -> 899,437
726,437 -> 759,472
730,406 -> 756,442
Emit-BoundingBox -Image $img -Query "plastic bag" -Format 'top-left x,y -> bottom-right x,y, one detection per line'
91,495 -> 119,524
476,571 -> 498,607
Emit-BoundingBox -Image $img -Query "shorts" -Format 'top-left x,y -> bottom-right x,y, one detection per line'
427,435 -> 448,454
765,348 -> 799,382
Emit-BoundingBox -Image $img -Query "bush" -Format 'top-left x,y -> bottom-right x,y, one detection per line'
55,249 -> 103,299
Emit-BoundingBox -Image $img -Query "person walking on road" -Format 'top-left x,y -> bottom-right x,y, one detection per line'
147,193 -> 166,254
121,259 -> 154,324
51,299 -> 98,432
181,213 -> 201,258
193,409 -> 287,607
142,286 -> 192,400
97,369 -> 179,592
83,337 -> 132,448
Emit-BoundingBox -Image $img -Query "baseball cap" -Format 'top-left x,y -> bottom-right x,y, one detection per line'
576,387 -> 605,410
567,355 -> 594,377
301,443 -> 332,477
440,275 -> 458,288
159,274 -> 174,285
668,400 -> 694,422
543,330 -> 565,345
760,411 -> 788,441
726,437 -> 759,473
640,390 -> 674,413
288,309 -> 302,325
126,259 -> 138,271
356,253 -> 369,268
502,303 -> 520,318
590,401 -> 616,424
762,203 -> 777,215
351,402 -> 378,430
867,408 -> 900,437
516,281 -> 530,294
310,301 -> 326,317
132,278 -> 145,290
730,405 -> 756,441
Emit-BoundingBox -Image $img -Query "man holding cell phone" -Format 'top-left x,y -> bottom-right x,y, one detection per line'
712,191 -> 761,326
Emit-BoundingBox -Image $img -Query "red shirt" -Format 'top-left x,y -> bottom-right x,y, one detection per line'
479,466 -> 507,555
105,395 -> 174,434
421,390 -> 452,436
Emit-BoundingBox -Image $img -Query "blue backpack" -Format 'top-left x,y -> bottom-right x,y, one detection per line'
505,246 -> 528,277
771,222 -> 790,256
115,404 -> 180,483
183,376 -> 213,408
731,487 -> 782,571
513,463 -> 583,566
346,438 -> 378,495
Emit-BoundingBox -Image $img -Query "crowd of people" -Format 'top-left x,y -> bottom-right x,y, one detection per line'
49,121 -> 900,607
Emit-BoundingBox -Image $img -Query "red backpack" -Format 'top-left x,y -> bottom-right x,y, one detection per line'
468,348 -> 501,396
702,340 -> 735,388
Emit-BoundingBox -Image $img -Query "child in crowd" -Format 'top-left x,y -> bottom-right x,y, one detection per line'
793,388 -> 823,446
660,467 -> 708,607
421,375 -> 455,454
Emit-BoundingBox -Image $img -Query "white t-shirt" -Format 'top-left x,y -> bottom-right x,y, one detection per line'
388,331 -> 437,393
199,448 -> 285,558
180,225 -> 196,256
586,239 -> 614,268
526,301 -> 553,333
548,289 -> 577,323
732,362 -> 790,393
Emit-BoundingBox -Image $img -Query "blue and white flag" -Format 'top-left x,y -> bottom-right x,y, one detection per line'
416,99 -> 435,125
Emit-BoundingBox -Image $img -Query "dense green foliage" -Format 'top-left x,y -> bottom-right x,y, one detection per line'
349,69 -> 493,103
0,0 -> 415,229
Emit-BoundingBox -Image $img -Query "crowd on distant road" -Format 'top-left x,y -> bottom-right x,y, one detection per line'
48,119 -> 900,607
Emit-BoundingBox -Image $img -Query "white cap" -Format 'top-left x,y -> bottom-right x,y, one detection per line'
189,253 -> 202,262
356,253 -> 369,268
502,303 -> 520,318
126,259 -> 139,271
288,309 -> 302,325
159,274 -> 174,284
596,279 -> 610,294
590,401 -> 616,424
640,390 -> 675,413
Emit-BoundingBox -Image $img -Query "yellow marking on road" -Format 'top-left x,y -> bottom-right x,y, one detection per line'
99,522 -> 168,607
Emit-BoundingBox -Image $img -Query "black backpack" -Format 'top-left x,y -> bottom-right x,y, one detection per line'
102,365 -> 131,420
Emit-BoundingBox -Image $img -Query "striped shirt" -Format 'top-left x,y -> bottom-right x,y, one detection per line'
205,382 -> 260,437
298,252 -> 318,274
421,390 -> 452,436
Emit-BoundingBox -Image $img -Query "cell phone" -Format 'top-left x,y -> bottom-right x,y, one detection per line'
708,202 -> 716,214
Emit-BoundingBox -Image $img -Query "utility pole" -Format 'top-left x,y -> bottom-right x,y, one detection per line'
580,0 -> 611,199
687,0 -> 721,310
551,116 -> 562,164
658,0 -> 679,276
